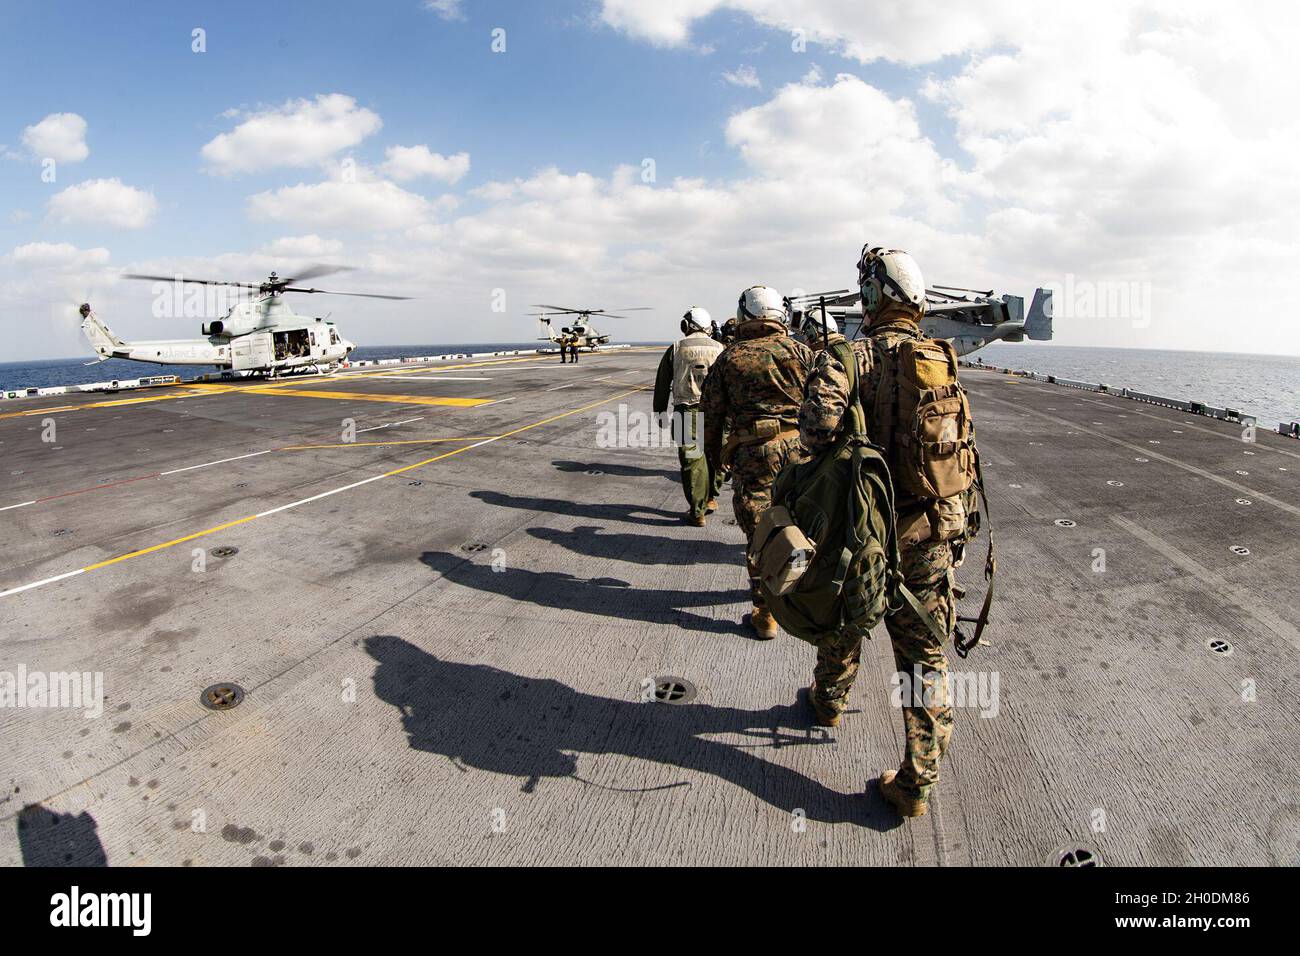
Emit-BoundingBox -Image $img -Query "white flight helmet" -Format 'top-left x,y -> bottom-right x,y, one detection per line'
681,306 -> 711,335
857,246 -> 927,319
801,309 -> 838,337
736,285 -> 787,325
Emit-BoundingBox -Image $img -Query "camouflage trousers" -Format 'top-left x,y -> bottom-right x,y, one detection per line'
811,539 -> 956,799
675,407 -> 724,519
730,434 -> 805,608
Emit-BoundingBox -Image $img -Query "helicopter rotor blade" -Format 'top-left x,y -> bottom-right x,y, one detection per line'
529,304 -> 587,314
122,273 -> 261,289
281,263 -> 355,284
280,286 -> 413,300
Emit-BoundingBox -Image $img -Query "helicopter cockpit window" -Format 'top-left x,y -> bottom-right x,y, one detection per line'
329,328 -> 339,345
309,332 -> 316,347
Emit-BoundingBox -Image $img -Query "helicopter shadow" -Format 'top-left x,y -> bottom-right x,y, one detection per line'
420,550 -> 748,635
552,460 -> 678,482
470,490 -> 682,527
526,525 -> 742,567
365,635 -> 899,830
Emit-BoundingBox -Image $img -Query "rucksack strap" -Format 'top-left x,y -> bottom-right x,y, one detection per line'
829,340 -> 865,439
954,446 -> 996,658
897,581 -> 949,645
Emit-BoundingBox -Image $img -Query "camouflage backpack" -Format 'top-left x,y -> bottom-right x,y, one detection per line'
748,341 -> 945,645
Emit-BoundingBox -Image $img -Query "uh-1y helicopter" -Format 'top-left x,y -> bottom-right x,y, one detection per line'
527,304 -> 652,350
80,264 -> 410,376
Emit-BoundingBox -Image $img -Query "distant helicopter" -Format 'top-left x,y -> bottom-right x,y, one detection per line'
527,304 -> 651,350
80,264 -> 410,376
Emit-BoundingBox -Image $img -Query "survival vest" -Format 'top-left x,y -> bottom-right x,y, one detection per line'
672,332 -> 723,407
748,341 -> 946,647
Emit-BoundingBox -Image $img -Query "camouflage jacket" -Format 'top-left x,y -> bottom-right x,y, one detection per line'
798,314 -> 923,453
701,320 -> 813,469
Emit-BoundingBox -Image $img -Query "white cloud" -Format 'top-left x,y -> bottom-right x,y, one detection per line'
424,0 -> 465,21
598,0 -> 1025,64
47,178 -> 158,229
259,235 -> 345,258
594,0 -> 1300,353
21,112 -> 89,162
339,74 -> 973,308
0,243 -> 120,359
380,145 -> 470,183
721,66 -> 761,89
201,94 -> 382,175
247,179 -> 434,232
7,242 -> 110,269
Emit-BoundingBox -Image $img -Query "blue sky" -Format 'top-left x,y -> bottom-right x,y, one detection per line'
2,0 -> 933,264
3,0 -> 1297,359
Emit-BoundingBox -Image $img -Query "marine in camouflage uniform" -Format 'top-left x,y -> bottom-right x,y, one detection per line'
701,286 -> 812,639
798,247 -> 961,817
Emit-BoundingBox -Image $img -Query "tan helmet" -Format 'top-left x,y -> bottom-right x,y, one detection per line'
857,246 -> 926,319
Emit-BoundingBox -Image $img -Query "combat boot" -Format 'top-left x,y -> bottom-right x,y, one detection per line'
749,606 -> 778,640
705,499 -> 717,513
878,770 -> 928,818
806,683 -> 841,727
686,513 -> 706,527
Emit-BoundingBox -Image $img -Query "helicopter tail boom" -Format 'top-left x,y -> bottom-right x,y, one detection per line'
80,305 -> 126,358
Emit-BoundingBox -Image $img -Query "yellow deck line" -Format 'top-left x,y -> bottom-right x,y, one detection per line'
83,516 -> 259,571
380,385 -> 647,477
1,383 -> 647,596
282,437 -> 495,450
257,388 -> 490,407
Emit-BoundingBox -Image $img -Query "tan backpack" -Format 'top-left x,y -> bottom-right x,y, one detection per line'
871,335 -> 975,501
869,332 -> 994,657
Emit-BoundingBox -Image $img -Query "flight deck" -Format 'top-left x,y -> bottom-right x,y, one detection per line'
1,348 -> 1297,866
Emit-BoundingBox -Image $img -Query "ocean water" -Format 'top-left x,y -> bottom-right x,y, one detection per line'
973,343 -> 1300,429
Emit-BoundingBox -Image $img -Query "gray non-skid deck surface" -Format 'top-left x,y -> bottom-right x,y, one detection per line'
1,350 -> 1297,866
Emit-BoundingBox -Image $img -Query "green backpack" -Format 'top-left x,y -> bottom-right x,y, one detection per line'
749,341 -> 945,645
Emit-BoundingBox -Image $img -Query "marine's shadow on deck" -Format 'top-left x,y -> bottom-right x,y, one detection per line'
470,490 -> 681,527
419,550 -> 748,635
526,525 -> 741,566
365,635 -> 899,830
552,460 -> 678,482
